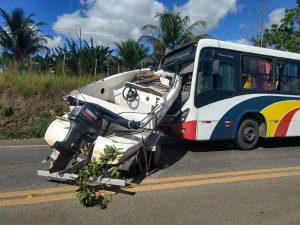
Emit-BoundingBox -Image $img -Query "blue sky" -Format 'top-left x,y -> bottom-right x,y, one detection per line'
0,0 -> 297,49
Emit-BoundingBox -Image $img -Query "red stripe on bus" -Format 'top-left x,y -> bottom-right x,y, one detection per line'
171,120 -> 197,140
274,107 -> 300,137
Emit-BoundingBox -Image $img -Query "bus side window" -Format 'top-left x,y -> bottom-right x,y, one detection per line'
199,60 -> 213,93
241,55 -> 273,90
276,60 -> 300,93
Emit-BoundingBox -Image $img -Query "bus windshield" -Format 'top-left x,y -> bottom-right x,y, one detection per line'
160,42 -> 197,73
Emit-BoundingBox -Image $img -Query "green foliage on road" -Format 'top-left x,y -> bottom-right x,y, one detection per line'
75,145 -> 121,208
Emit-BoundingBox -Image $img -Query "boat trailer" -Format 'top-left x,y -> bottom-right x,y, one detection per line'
37,132 -> 161,187
37,170 -> 126,187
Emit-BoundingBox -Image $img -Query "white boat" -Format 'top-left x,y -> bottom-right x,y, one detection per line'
44,68 -> 182,173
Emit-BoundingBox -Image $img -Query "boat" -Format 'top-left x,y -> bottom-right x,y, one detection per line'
43,68 -> 182,173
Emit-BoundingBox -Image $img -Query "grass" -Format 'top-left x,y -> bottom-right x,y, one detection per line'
0,105 -> 13,117
0,116 -> 53,139
0,71 -> 99,98
0,71 -> 101,139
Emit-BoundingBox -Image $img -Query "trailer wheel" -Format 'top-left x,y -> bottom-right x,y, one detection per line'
236,119 -> 259,150
151,140 -> 161,168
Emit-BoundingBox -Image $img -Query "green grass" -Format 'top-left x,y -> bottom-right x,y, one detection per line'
0,116 -> 53,139
0,72 -> 101,139
0,105 -> 13,117
0,72 -> 100,98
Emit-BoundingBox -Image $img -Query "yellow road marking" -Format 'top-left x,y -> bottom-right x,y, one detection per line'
126,170 -> 300,193
0,193 -> 75,207
134,166 -> 300,185
0,190 -> 117,207
1,167 -> 300,207
2,166 -> 299,199
0,186 -> 78,198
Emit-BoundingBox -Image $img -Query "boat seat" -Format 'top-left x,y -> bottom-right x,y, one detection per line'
124,82 -> 164,97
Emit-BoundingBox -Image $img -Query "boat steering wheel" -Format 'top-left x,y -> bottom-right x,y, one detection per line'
122,86 -> 138,102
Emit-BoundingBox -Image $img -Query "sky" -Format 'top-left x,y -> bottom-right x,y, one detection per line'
0,0 -> 297,50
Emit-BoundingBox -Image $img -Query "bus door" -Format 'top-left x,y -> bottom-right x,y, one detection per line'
194,48 -> 239,141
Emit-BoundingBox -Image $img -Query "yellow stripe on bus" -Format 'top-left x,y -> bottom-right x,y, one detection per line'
261,100 -> 300,137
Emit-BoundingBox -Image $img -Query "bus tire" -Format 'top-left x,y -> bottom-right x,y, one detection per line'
236,119 -> 259,150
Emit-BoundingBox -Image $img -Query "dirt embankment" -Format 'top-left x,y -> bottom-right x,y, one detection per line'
0,73 -> 97,139
0,89 -> 69,139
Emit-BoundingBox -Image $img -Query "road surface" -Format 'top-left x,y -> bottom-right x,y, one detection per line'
0,138 -> 300,225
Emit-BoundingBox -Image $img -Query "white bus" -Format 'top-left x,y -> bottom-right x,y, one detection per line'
161,39 -> 300,150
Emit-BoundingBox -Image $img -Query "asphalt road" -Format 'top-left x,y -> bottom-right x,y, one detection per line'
0,138 -> 300,225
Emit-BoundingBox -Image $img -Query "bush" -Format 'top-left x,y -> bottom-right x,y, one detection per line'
0,128 -> 31,139
31,116 -> 53,138
0,105 -> 13,117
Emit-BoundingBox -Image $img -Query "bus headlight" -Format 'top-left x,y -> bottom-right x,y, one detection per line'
180,108 -> 190,122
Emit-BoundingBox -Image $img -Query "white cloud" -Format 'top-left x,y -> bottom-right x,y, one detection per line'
177,0 -> 237,32
45,36 -> 63,49
267,8 -> 285,28
52,0 -> 238,47
228,38 -> 251,45
53,0 -> 165,47
239,24 -> 247,29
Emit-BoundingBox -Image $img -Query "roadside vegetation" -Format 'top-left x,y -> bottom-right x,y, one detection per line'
0,71 -> 97,139
0,1 -> 300,140
1,1 -> 299,209
0,7 -> 208,139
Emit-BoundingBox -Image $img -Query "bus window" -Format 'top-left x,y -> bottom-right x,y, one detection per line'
241,55 -> 273,90
218,62 -> 234,90
276,60 -> 300,93
197,60 -> 234,94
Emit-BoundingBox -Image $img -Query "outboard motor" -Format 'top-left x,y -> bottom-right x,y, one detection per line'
45,103 -> 102,173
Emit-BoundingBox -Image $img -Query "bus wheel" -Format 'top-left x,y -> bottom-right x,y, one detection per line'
236,119 -> 259,150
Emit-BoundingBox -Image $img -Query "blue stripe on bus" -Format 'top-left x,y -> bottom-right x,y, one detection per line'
210,95 -> 300,140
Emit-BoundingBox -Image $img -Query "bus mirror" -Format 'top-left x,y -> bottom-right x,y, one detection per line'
212,60 -> 220,75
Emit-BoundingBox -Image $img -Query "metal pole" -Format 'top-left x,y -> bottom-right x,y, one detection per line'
94,58 -> 98,77
63,54 -> 66,76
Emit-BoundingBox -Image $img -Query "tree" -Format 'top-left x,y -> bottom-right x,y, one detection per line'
264,1 -> 300,52
52,38 -> 113,76
115,39 -> 150,71
0,8 -> 49,66
141,10 -> 208,65
248,0 -> 268,47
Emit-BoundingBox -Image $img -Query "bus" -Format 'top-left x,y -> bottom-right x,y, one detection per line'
160,39 -> 300,150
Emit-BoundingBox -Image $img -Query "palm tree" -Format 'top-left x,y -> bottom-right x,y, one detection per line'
248,36 -> 267,48
141,10 -> 209,65
115,39 -> 150,71
0,8 -> 49,66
